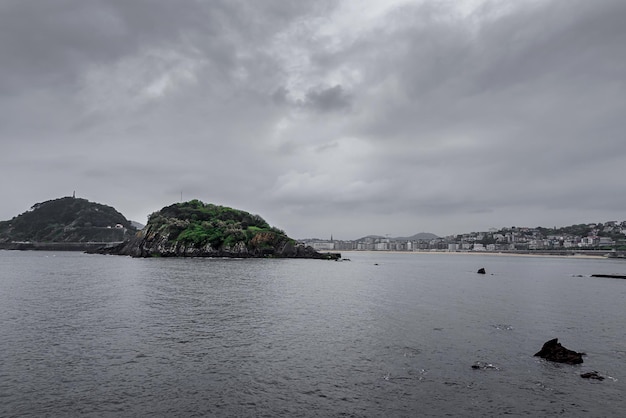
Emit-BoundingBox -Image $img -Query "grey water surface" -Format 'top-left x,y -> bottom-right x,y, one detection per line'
1,250 -> 625,417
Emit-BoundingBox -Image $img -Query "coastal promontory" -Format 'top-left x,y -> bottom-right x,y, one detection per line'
0,196 -> 136,250
97,200 -> 340,259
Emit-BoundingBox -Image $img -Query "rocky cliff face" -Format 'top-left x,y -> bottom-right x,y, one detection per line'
98,225 -> 338,259
95,200 -> 340,260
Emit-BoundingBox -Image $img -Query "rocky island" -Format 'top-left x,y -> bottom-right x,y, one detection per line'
96,200 -> 340,260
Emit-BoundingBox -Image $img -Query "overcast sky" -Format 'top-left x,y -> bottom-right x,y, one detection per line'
1,0 -> 625,239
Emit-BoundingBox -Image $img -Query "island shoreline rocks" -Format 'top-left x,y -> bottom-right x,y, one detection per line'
93,234 -> 341,260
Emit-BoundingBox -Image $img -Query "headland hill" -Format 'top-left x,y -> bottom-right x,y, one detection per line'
0,196 -> 340,260
0,196 -> 137,252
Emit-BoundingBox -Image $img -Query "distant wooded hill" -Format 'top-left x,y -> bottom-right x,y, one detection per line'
0,197 -> 136,243
354,232 -> 439,241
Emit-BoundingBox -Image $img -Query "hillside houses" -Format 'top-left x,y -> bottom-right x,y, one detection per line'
301,221 -> 626,253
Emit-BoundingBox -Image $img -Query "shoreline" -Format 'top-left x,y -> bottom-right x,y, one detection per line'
339,250 -> 608,259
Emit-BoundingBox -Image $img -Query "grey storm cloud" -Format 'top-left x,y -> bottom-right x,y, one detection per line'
1,0 -> 625,239
302,85 -> 352,112
273,84 -> 352,112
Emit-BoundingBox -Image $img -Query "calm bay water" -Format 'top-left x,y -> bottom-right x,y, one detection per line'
1,250 -> 625,417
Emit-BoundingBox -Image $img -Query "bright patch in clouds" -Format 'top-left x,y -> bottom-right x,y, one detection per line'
2,0 -> 626,239
80,48 -> 203,113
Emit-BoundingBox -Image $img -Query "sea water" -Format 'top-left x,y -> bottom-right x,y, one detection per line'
1,250 -> 625,417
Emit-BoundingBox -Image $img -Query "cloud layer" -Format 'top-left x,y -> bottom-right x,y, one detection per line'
2,0 -> 625,239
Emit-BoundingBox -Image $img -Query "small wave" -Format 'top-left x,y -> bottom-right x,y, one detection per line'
382,372 -> 413,381
492,324 -> 513,331
402,347 -> 421,357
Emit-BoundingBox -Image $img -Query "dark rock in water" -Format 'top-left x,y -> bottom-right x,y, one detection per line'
591,274 -> 626,279
580,371 -> 604,381
471,361 -> 499,370
477,268 -> 486,274
534,338 -> 584,364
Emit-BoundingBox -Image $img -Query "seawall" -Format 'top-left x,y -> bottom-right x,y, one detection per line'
0,242 -> 123,251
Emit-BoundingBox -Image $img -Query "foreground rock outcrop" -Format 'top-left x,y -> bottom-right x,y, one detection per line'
93,200 -> 340,260
534,338 -> 584,364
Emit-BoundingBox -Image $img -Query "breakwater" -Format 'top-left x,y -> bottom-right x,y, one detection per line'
0,242 -> 122,251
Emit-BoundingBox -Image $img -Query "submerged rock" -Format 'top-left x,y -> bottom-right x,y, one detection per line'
580,371 -> 604,381
534,338 -> 584,364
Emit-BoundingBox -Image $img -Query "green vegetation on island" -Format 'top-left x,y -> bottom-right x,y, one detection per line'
147,199 -> 290,251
